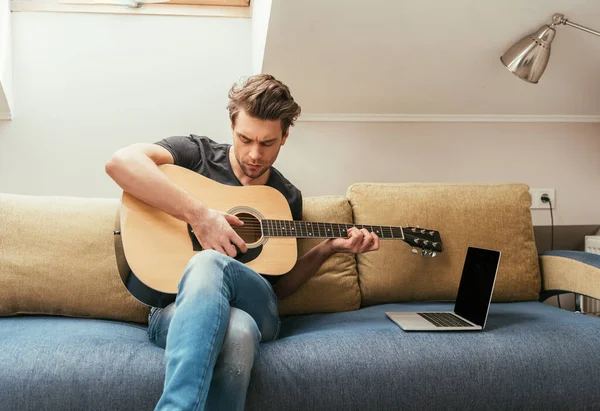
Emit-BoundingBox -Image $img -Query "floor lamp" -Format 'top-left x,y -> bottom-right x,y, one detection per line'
501,13 -> 600,83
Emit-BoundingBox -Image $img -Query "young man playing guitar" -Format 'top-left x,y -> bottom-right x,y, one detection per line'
105,74 -> 380,411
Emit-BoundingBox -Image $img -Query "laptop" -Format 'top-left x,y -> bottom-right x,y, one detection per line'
386,246 -> 501,331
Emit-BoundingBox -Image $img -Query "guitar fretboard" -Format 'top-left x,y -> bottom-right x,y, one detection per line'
260,220 -> 404,239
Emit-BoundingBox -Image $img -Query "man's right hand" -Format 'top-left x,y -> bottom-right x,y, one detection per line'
105,144 -> 248,258
190,208 -> 248,258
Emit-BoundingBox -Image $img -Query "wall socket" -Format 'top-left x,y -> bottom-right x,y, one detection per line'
529,188 -> 556,209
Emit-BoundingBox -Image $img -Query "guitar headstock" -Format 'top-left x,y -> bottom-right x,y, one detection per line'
403,226 -> 443,257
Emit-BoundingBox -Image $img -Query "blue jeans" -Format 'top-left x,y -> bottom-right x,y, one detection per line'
147,250 -> 281,411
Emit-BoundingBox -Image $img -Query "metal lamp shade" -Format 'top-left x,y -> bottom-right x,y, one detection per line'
500,25 -> 556,83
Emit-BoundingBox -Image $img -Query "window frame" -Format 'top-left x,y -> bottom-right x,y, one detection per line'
10,0 -> 251,18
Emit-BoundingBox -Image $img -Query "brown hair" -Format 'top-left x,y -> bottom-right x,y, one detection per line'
227,74 -> 301,136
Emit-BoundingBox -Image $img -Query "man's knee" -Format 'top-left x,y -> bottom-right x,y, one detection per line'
221,309 -> 261,369
178,250 -> 231,291
188,249 -> 230,270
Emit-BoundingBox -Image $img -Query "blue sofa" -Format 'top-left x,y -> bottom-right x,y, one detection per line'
3,259 -> 600,411
2,184 -> 600,410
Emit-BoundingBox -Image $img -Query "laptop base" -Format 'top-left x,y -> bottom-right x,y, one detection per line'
386,312 -> 483,331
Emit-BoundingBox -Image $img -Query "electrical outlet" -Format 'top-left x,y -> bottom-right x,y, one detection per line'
529,188 -> 556,209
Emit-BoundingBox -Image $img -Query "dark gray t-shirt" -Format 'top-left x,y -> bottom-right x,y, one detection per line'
155,134 -> 303,286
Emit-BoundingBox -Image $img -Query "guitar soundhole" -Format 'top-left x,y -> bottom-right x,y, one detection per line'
233,212 -> 262,245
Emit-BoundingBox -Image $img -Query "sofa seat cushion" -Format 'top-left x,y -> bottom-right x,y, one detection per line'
247,302 -> 600,411
0,316 -> 164,410
3,304 -> 600,411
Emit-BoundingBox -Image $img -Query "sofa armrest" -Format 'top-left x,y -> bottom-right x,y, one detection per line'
539,250 -> 600,302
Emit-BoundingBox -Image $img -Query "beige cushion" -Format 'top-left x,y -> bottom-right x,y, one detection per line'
347,183 -> 541,306
278,196 -> 361,315
0,194 -> 149,323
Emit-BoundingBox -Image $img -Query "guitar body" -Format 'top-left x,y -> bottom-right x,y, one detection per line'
119,164 -> 297,307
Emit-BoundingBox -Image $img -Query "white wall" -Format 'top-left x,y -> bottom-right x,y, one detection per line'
0,0 -> 13,118
263,0 -> 600,117
276,121 -> 600,226
0,12 -> 598,229
0,11 -> 251,195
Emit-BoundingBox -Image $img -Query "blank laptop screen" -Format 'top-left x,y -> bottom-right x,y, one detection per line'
454,247 -> 501,327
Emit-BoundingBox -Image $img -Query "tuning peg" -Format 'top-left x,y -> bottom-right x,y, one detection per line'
412,248 -> 418,254
421,249 -> 427,256
429,251 -> 437,257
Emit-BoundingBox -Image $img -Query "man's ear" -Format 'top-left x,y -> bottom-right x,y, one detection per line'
281,130 -> 289,146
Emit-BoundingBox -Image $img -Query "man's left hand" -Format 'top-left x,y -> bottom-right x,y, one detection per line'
326,227 -> 380,254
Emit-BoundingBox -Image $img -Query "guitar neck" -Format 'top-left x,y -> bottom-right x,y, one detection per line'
260,219 -> 405,240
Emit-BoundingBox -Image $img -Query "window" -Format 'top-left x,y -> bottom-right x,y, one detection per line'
10,0 -> 251,17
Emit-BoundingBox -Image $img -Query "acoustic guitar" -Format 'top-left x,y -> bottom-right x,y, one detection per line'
117,164 -> 444,308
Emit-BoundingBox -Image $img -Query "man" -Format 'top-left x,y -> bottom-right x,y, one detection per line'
105,74 -> 379,411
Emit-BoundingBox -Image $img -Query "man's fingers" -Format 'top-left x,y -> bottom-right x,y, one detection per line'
369,233 -> 380,251
230,233 -> 248,254
347,227 -> 362,243
224,213 -> 244,227
224,242 -> 238,258
359,229 -> 372,251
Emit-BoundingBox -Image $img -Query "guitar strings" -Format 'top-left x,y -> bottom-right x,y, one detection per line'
221,232 -> 435,247
235,217 -> 430,233
231,226 -> 393,231
235,217 -> 405,226
230,230 -> 425,238
233,220 -> 405,230
229,228 -> 424,239
232,225 -> 405,235
234,220 -> 367,226
232,222 -> 415,233
220,229 -> 436,247
228,218 -> 431,242
233,220 -> 420,231
231,224 -> 397,230
236,219 -> 402,225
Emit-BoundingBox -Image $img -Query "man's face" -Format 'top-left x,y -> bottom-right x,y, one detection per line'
231,109 -> 288,180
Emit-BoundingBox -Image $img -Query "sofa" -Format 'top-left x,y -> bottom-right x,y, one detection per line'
1,182 -> 600,411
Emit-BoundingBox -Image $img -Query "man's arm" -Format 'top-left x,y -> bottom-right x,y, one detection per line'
105,143 -> 247,256
105,143 -> 199,223
273,227 -> 379,300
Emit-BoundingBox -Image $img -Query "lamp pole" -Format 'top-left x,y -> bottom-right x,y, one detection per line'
551,13 -> 600,37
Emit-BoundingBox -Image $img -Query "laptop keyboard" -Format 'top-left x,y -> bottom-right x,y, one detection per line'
418,312 -> 474,328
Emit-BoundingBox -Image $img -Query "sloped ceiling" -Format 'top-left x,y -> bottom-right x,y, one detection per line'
261,0 -> 600,117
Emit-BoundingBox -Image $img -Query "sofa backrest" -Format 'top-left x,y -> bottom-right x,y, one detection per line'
278,196 -> 360,316
0,182 -> 542,323
346,183 -> 541,306
0,192 -> 359,322
0,193 -> 149,324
